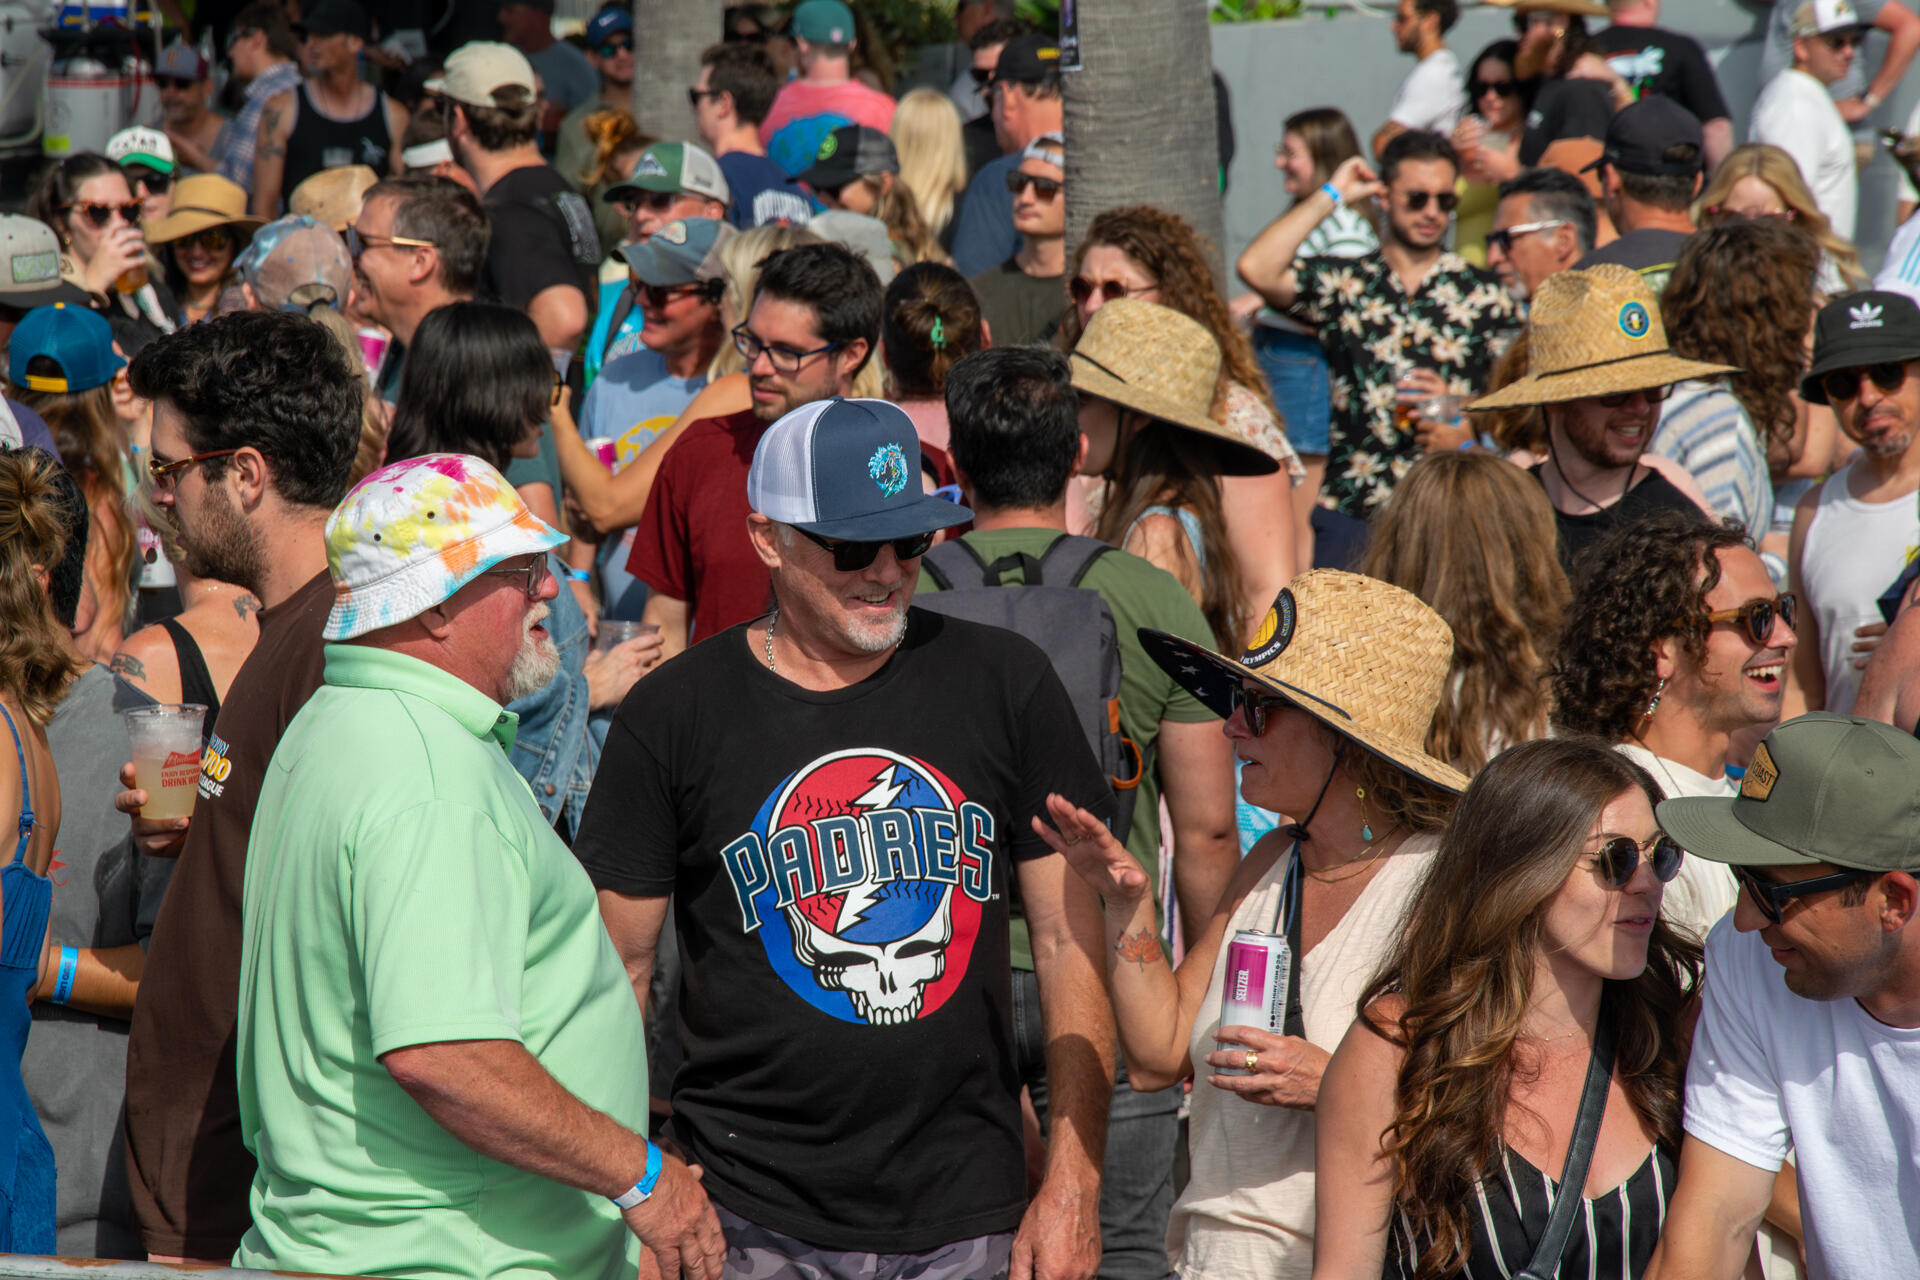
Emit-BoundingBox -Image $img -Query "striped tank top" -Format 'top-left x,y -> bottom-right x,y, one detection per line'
1383,1140 -> 1675,1279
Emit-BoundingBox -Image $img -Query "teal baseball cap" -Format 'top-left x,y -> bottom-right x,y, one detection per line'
9,303 -> 125,393
617,218 -> 733,288
792,0 -> 856,45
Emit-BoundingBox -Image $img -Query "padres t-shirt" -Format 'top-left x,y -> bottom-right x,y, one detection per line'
572,610 -> 1112,1252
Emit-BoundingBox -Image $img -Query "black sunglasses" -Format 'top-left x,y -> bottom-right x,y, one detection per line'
1733,863 -> 1876,924
1696,593 -> 1797,646
970,66 -> 994,87
1596,384 -> 1670,408
796,526 -> 936,572
174,227 -> 234,255
1820,361 -> 1908,403
1588,833 -> 1684,888
640,281 -> 707,309
155,75 -> 197,91
127,170 -> 171,194
686,86 -> 720,107
1228,686 -> 1289,736
1470,79 -> 1519,98
619,190 -> 682,215
1005,172 -> 1062,199
598,35 -> 633,55
1400,189 -> 1459,213
62,201 -> 143,228
1069,276 -> 1154,305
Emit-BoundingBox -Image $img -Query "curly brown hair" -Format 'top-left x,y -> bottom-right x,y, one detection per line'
1661,219 -> 1819,461
0,449 -> 84,722
1361,737 -> 1701,1276
1549,510 -> 1752,742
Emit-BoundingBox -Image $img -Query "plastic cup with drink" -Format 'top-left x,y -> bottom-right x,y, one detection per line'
595,619 -> 660,653
124,703 -> 206,822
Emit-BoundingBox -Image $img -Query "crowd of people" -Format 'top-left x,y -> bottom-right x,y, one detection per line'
1,0 -> 1920,1278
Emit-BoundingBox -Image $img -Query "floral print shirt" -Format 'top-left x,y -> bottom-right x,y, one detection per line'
1288,252 -> 1517,517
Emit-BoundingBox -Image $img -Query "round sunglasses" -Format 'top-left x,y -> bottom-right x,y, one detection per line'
1820,361 -> 1909,403
1587,833 -> 1684,887
1694,593 -> 1796,646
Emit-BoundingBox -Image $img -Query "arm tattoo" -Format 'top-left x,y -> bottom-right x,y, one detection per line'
109,652 -> 147,682
1114,928 -> 1164,968
233,594 -> 262,619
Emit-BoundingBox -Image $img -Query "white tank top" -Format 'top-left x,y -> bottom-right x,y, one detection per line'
1801,467 -> 1920,714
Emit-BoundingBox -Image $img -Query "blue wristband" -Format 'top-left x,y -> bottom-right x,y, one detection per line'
1319,181 -> 1342,206
50,946 -> 77,1006
611,1142 -> 663,1209
563,566 -> 592,583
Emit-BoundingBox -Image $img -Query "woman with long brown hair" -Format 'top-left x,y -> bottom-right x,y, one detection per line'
1061,206 -> 1301,623
1313,737 -> 1700,1279
881,261 -> 986,452
1361,451 -> 1569,772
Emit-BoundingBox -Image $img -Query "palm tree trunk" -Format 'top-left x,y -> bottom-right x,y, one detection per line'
630,1 -> 724,141
1063,0 -> 1226,286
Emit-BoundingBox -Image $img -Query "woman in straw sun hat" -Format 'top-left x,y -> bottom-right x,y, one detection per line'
1071,297 -> 1281,655
144,173 -> 264,327
1034,569 -> 1466,1280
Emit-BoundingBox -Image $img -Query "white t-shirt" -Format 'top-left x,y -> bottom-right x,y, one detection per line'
1613,743 -> 1739,941
1749,68 -> 1858,240
1685,918 -> 1920,1279
1387,47 -> 1464,135
1877,209 -> 1920,306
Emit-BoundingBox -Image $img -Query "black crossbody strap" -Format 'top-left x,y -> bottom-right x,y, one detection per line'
1515,1016 -> 1618,1280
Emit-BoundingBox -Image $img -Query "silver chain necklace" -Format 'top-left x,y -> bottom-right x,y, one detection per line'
764,604 -> 779,673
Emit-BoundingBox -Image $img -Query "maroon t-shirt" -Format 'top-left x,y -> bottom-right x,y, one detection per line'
123,570 -> 333,1258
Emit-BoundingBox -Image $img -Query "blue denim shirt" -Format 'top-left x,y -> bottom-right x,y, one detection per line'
506,555 -> 597,834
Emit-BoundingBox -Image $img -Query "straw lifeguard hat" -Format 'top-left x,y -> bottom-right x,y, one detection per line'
1140,570 -> 1470,793
143,174 -> 264,245
289,165 -> 380,233
1069,298 -> 1279,477
1469,264 -> 1737,411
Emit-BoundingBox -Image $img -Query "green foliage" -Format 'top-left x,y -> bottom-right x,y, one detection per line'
856,0 -> 960,57
1209,0 -> 1309,19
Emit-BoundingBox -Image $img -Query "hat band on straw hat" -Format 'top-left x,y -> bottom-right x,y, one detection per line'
1070,348 -> 1129,384
1538,346 -> 1683,380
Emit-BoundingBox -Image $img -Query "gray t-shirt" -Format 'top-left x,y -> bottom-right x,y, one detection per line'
1762,0 -> 1888,103
25,665 -> 163,1258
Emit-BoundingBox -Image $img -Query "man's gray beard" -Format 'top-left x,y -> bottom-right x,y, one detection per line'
506,630 -> 562,702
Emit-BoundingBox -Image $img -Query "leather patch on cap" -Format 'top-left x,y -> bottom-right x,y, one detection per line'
1742,741 -> 1778,801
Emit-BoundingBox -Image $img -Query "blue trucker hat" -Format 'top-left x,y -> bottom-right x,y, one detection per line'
9,303 -> 125,393
748,398 -> 972,540
585,5 -> 631,47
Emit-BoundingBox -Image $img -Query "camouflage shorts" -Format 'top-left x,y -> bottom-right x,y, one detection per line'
714,1204 -> 1014,1280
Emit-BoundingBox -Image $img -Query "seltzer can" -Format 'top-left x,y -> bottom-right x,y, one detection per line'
1216,929 -> 1291,1074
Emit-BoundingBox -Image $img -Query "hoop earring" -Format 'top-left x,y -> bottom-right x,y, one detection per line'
1357,785 -> 1372,843
1643,677 -> 1666,720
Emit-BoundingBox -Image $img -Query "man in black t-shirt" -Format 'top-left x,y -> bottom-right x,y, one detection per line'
1470,263 -> 1733,571
436,41 -> 599,354
1575,95 -> 1702,295
1591,0 -> 1734,166
574,398 -> 1115,1280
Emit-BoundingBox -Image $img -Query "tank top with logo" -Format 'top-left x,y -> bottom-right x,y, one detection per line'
282,82 -> 391,204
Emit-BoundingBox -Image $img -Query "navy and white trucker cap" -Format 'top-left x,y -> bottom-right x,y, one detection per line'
748,397 -> 972,540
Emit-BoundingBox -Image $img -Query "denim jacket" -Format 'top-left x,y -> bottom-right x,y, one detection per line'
506,555 -> 597,834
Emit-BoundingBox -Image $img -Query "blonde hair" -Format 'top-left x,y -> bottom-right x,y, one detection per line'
708,224 -> 824,379
851,174 -> 947,267
891,88 -> 968,240
1696,143 -> 1866,290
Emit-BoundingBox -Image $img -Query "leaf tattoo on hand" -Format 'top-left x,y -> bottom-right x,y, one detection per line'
1114,929 -> 1163,967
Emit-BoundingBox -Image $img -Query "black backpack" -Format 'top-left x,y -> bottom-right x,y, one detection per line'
918,534 -> 1147,841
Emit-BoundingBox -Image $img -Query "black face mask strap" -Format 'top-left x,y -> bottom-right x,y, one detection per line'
1282,738 -> 1347,842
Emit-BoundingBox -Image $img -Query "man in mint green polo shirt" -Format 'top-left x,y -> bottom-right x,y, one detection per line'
234,452 -> 724,1280
917,346 -> 1239,1280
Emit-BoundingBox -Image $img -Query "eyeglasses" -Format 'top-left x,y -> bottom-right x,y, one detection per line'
1820,361 -> 1909,403
483,555 -> 553,599
62,201 -> 144,228
1705,204 -> 1796,223
618,190 -> 682,216
1696,593 -> 1797,646
1470,79 -> 1519,98
174,227 -> 234,255
1595,384 -> 1670,408
1820,31 -> 1864,51
1005,172 -> 1063,200
1586,833 -> 1684,887
598,35 -> 633,55
1399,189 -> 1459,213
1069,276 -> 1156,305
796,526 -> 936,572
686,86 -> 719,107
125,169 -> 171,194
640,281 -> 706,309
1732,863 -> 1875,924
148,447 -> 240,487
345,225 -> 434,258
731,322 -> 842,375
1227,686 -> 1290,736
1486,219 -> 1567,254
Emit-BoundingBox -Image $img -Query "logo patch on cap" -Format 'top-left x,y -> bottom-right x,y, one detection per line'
10,251 -> 57,285
817,133 -> 839,160
1618,301 -> 1650,340
1850,301 -> 1884,330
1240,589 -> 1297,668
868,443 -> 908,497
657,221 -> 688,245
633,154 -> 668,179
1742,741 -> 1779,801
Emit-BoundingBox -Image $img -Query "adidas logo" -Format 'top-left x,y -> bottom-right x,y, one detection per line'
1850,302 -> 1884,330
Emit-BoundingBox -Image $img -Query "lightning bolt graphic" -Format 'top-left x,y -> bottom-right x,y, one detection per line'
852,765 -> 906,811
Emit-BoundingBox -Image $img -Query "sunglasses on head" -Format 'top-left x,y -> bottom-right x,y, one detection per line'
1470,78 -> 1519,98
796,526 -> 936,572
1732,863 -> 1875,924
1399,189 -> 1459,213
1695,593 -> 1796,646
1820,361 -> 1909,402
1005,171 -> 1062,200
63,201 -> 143,228
1069,276 -> 1154,305
1588,833 -> 1684,887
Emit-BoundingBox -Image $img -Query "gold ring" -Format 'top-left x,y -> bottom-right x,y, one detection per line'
1244,1050 -> 1259,1073
1064,833 -> 1083,846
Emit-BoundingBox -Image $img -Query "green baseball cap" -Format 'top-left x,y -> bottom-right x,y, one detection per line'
605,142 -> 731,205
1658,712 -> 1920,872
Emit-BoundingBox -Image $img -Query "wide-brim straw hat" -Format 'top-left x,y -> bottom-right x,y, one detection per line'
144,174 -> 264,245
1469,263 -> 1737,411
289,164 -> 380,233
1069,297 -> 1279,477
1140,569 -> 1471,794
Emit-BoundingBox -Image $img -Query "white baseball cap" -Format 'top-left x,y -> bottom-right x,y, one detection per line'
107,125 -> 175,174
427,42 -> 537,109
1789,0 -> 1862,37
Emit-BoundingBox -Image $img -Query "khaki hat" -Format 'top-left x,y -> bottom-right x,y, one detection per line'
1070,299 -> 1279,477
1468,264 -> 1738,410
1485,0 -> 1610,16
1140,570 -> 1471,794
428,41 -> 537,109
289,165 -> 379,232
143,174 -> 265,245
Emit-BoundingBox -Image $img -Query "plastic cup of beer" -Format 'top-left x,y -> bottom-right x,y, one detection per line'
124,704 -> 206,821
595,619 -> 660,653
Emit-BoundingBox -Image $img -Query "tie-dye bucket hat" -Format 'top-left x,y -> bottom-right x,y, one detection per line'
321,452 -> 566,641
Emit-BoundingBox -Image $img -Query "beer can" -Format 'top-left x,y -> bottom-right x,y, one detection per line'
1216,929 -> 1290,1075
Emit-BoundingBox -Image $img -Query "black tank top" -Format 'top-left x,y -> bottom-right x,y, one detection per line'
282,81 -> 391,200
158,617 -> 221,734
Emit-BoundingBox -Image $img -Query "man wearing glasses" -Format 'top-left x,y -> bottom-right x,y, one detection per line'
967,132 -> 1066,348
1650,713 -> 1920,1280
1486,166 -> 1596,303
577,397 -> 1113,1280
213,1 -> 303,195
554,6 -> 635,189
347,175 -> 490,404
154,41 -> 229,179
1751,0 -> 1867,239
1786,290 -> 1920,714
1240,129 -> 1517,517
